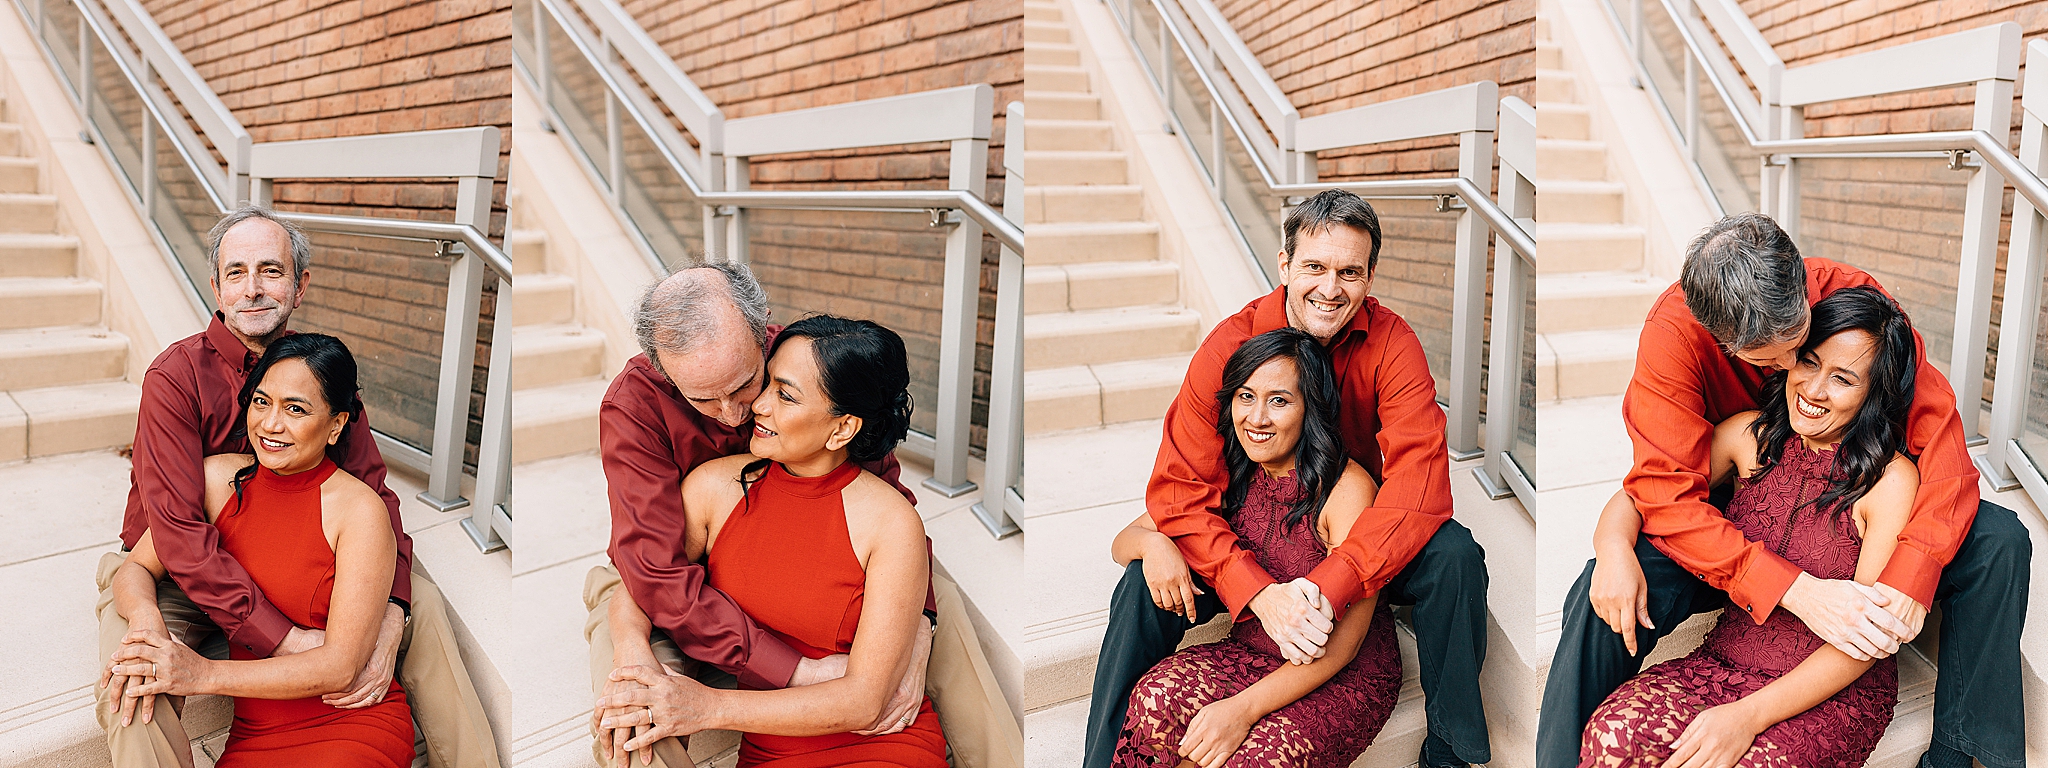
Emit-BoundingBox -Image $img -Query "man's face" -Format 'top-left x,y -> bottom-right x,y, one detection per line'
211,219 -> 306,347
1732,315 -> 1810,371
658,337 -> 767,428
1278,225 -> 1376,343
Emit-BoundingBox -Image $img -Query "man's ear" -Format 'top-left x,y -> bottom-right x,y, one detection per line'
1276,252 -> 1291,281
291,269 -> 312,309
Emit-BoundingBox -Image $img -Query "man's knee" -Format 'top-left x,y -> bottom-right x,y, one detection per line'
1417,521 -> 1488,592
1970,501 -> 2031,574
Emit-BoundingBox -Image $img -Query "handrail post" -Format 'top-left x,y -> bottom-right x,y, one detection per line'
1482,97 -> 1537,502
972,101 -> 1026,538
419,172 -> 495,512
1985,40 -> 2048,490
1951,73 -> 2016,442
924,135 -> 988,499
464,273 -> 513,553
725,157 -> 748,263
1446,126 -> 1494,460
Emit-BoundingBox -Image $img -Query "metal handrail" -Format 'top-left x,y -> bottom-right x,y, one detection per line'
274,213 -> 515,279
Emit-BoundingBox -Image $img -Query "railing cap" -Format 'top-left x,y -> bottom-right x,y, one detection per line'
723,84 -> 993,158
1498,96 -> 1535,176
1780,22 -> 2020,107
1295,81 -> 1498,153
249,127 -> 501,180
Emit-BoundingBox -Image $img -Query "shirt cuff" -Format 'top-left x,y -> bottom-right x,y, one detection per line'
1876,544 -> 1943,610
1215,552 -> 1280,621
741,636 -> 806,691
1305,556 -> 1370,620
232,602 -> 297,657
1727,552 -> 1803,624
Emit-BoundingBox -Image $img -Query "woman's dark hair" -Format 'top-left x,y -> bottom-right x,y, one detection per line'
1214,328 -> 1346,531
1748,285 -> 1917,516
747,315 -> 913,479
231,333 -> 364,487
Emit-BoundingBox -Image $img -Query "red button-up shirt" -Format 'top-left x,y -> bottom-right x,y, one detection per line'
600,329 -> 916,691
1147,288 -> 1455,619
123,314 -> 412,656
1625,257 -> 1977,620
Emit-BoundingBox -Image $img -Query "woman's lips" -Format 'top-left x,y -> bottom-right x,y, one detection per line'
753,424 -> 777,438
1795,394 -> 1827,419
1243,429 -> 1275,444
256,436 -> 290,452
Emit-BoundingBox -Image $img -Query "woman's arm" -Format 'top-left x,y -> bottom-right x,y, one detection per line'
1111,511 -> 1205,623
1663,455 -> 1918,768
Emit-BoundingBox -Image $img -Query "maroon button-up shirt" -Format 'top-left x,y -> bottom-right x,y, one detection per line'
123,314 -> 413,656
601,327 -> 917,691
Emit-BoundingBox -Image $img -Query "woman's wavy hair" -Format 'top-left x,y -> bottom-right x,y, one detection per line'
741,315 -> 913,488
1214,328 -> 1346,530
1747,285 -> 1917,516
230,333 -> 364,489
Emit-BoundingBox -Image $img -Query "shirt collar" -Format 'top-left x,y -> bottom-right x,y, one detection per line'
1249,286 -> 1374,346
204,312 -> 261,373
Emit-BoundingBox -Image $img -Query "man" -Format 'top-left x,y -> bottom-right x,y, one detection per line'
1083,189 -> 1492,768
95,205 -> 500,768
587,262 -> 1018,768
1534,212 -> 2029,768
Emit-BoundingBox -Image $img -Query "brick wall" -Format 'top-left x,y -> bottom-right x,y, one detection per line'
141,0 -> 513,466
608,0 -> 1022,452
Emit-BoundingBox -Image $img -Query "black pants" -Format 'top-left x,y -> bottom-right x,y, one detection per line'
1080,520 -> 1492,768
1534,499 -> 2030,768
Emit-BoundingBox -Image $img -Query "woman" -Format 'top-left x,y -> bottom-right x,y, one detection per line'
1110,328 -> 1402,768
1579,286 -> 1920,768
595,314 -> 946,767
104,334 -> 413,767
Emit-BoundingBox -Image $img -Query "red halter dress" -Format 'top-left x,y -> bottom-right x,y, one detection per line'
214,457 -> 415,768
707,459 -> 948,767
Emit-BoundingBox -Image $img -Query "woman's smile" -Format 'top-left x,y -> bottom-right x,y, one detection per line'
255,435 -> 292,452
1794,393 -> 1828,419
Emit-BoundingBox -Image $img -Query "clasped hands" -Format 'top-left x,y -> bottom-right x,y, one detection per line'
99,607 -> 404,727
1249,578 -> 1335,665
1590,549 -> 1927,661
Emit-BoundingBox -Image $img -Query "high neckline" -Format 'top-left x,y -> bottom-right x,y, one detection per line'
253,455 -> 339,493
765,458 -> 862,498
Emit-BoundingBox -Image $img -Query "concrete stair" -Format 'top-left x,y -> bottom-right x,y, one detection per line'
507,191 -> 608,466
1021,0 -> 1199,438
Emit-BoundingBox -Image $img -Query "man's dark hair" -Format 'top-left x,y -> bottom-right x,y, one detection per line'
1283,189 -> 1383,274
1680,212 -> 1808,353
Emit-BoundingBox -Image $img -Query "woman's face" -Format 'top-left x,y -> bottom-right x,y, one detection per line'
749,337 -> 859,463
1231,357 -> 1305,473
246,358 -> 348,472
1785,328 -> 1879,445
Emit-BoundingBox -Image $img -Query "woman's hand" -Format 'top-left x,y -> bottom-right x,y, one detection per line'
99,624 -> 171,727
1663,703 -> 1763,768
1141,537 -> 1203,623
109,632 -> 211,702
591,672 -> 652,767
1589,545 -> 1654,657
1177,696 -> 1256,768
597,665 -> 721,754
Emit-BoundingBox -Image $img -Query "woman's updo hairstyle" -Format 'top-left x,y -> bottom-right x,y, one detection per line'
768,314 -> 913,462
231,333 -> 364,488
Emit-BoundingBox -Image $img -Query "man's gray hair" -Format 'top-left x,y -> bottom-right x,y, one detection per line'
207,205 -> 312,279
1680,212 -> 1809,353
634,261 -> 771,374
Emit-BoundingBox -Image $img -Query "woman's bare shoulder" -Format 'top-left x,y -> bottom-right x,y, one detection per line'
844,470 -> 924,536
321,466 -> 389,531
202,453 -> 255,486
684,454 -> 757,492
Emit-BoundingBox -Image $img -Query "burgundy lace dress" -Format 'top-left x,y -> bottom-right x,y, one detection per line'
1579,439 -> 1899,768
1111,471 -> 1403,767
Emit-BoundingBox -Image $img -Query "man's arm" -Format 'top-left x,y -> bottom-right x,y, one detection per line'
1301,323 -> 1452,612
1145,336 -> 1279,618
599,381 -> 803,690
1624,316 -> 1803,622
330,404 -> 413,607
133,364 -> 295,656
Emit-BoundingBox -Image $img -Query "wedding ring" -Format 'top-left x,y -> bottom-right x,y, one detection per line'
150,662 -> 157,678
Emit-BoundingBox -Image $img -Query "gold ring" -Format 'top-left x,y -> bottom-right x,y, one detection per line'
150,662 -> 157,677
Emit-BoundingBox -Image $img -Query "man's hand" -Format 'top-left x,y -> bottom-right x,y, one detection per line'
100,625 -> 172,727
1177,696 -> 1256,768
598,666 -> 722,753
790,653 -> 849,687
273,625 -> 326,656
1589,546 -> 1654,656
590,672 -> 652,767
1140,537 -> 1204,623
1779,573 -> 1909,661
1663,702 -> 1764,768
855,619 -> 933,736
110,633 -> 212,701
1247,578 -> 1333,665
1870,582 -> 1928,643
323,603 -> 403,708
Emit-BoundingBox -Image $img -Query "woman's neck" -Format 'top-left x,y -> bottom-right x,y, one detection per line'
1798,432 -> 1842,453
1258,456 -> 1298,478
261,454 -> 324,476
780,448 -> 851,478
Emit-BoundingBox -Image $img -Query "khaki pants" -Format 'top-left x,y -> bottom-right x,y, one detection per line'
582,565 -> 1023,768
95,551 -> 504,768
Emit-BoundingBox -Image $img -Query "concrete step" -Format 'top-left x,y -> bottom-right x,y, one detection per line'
1538,138 -> 1608,181
1026,41 -> 1080,67
511,377 -> 608,464
1538,41 -> 1563,69
509,229 -> 547,275
0,380 -> 140,460
1025,184 -> 1144,224
1025,0 -> 1060,21
1536,68 -> 1576,102
1023,354 -> 1190,434
0,156 -> 36,194
0,233 -> 79,277
1535,271 -> 1667,334
0,277 -> 98,330
1025,119 -> 1114,152
1024,65 -> 1090,94
1025,150 -> 1128,185
1535,222 -> 1643,273
1537,328 -> 1640,401
1025,221 -> 1159,266
1024,306 -> 1200,370
1025,261 -> 1178,313
511,324 -> 604,390
0,123 -> 21,156
1537,101 -> 1590,140
1536,180 -> 1624,224
0,326 -> 126,391
0,193 -> 57,234
1024,19 -> 1069,44
511,272 -> 575,327
1025,91 -> 1101,121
